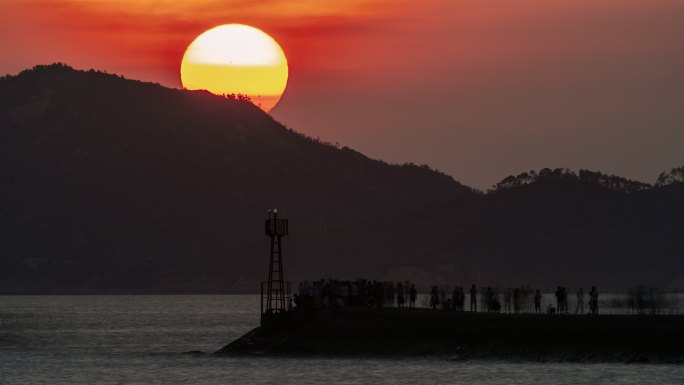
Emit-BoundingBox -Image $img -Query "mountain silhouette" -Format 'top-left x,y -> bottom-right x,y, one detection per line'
1,64 -> 682,293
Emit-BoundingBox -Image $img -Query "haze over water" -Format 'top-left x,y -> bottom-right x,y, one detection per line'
2,295 -> 684,384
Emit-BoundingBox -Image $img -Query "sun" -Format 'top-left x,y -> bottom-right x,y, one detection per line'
180,24 -> 288,112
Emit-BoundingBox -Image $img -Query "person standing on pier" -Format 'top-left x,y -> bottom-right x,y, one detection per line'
470,284 -> 477,312
534,289 -> 542,313
388,282 -> 396,308
451,286 -> 459,311
409,284 -> 417,308
575,288 -> 585,314
430,286 -> 439,310
485,287 -> 494,312
589,286 -> 599,315
513,288 -> 521,313
397,282 -> 405,308
504,288 -> 513,313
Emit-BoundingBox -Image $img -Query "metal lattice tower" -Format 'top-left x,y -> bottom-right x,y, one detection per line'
264,209 -> 288,315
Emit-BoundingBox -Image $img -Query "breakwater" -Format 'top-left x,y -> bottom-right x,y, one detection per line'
216,307 -> 684,363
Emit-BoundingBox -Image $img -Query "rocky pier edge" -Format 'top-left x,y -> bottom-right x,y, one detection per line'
214,307 -> 684,363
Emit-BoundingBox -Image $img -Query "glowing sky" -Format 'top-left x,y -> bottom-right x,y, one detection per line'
1,0 -> 683,188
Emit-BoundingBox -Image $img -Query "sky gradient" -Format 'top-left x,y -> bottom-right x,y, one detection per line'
1,0 -> 683,188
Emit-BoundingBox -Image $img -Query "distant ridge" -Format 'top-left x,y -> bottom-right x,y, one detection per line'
0,64 -> 682,293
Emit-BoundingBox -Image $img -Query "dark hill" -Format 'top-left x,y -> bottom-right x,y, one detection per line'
436,169 -> 684,288
0,64 -> 473,293
1,64 -> 683,293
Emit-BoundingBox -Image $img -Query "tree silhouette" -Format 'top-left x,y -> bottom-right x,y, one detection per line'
656,165 -> 684,187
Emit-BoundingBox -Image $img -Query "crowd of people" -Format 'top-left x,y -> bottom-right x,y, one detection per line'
627,286 -> 669,315
550,286 -> 599,315
293,279 -> 418,309
427,285 -> 601,315
293,280 -> 606,315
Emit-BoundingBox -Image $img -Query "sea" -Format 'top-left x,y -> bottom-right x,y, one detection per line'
1,295 -> 684,385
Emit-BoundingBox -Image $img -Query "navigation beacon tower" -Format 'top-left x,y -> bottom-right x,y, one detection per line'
262,209 -> 290,323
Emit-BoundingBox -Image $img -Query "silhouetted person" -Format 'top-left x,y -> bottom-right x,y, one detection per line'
439,285 -> 448,310
458,287 -> 465,311
470,284 -> 477,312
627,287 -> 636,314
323,281 -> 332,307
485,287 -> 494,312
374,282 -> 384,308
430,286 -> 439,310
387,282 -> 396,308
451,286 -> 459,311
504,288 -> 512,313
492,296 -> 501,313
575,288 -> 585,314
409,284 -> 417,308
351,281 -> 359,306
513,288 -> 521,313
589,286 -> 599,315
648,288 -> 657,315
534,289 -> 542,313
397,283 -> 405,308
636,286 -> 645,314
341,282 -> 349,306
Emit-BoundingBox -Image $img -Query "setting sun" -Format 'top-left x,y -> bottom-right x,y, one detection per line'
180,24 -> 288,112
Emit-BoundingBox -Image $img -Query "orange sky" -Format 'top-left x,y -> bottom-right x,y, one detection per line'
0,0 -> 404,87
2,0 -> 683,188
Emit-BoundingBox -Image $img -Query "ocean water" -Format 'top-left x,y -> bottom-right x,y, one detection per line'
1,295 -> 684,385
